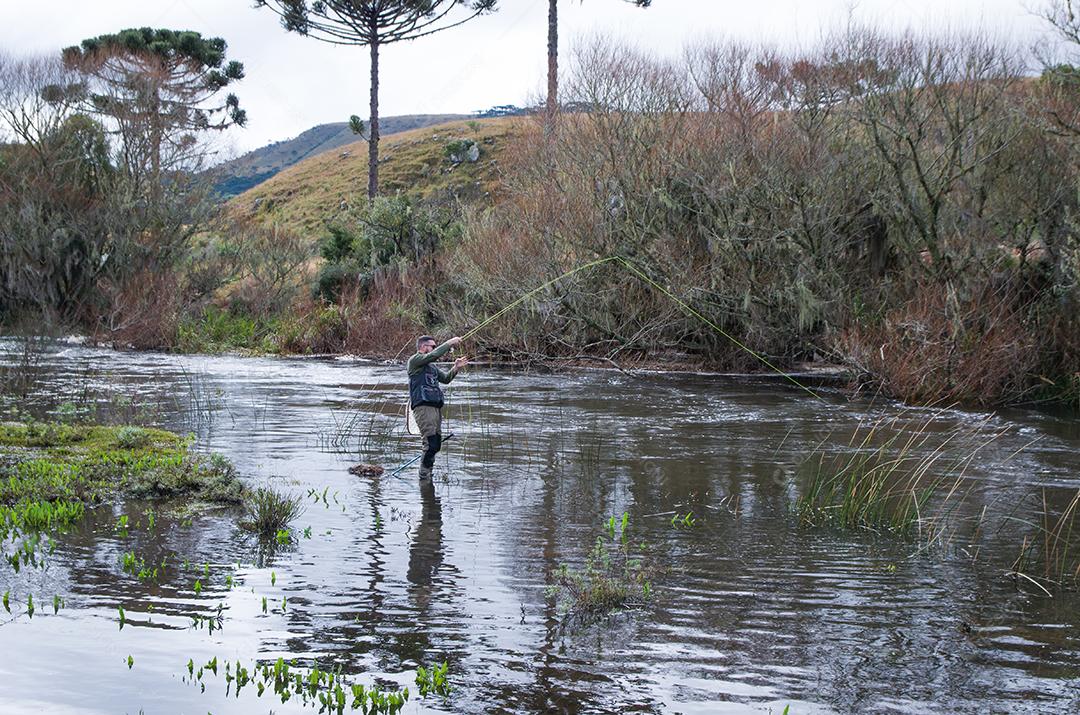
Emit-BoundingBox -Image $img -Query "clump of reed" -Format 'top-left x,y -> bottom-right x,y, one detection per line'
793,411 -> 1002,544
550,513 -> 654,617
239,487 -> 305,540
1008,488 -> 1080,595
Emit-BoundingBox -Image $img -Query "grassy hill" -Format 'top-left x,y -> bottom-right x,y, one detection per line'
212,114 -> 470,198
228,116 -> 525,237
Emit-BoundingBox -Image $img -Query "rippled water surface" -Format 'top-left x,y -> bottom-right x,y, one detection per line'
0,339 -> 1078,714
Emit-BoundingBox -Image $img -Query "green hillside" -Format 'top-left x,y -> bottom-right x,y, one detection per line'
228,116 -> 523,237
212,113 -> 470,198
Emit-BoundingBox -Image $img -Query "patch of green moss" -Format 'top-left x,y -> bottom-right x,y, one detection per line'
0,421 -> 244,538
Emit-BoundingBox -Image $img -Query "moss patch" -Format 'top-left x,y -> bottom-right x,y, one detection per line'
0,421 -> 244,538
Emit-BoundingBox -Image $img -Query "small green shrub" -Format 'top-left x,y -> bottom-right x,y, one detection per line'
415,661 -> 451,697
443,138 -> 476,161
115,426 -> 150,449
239,487 -> 304,540
314,262 -> 354,303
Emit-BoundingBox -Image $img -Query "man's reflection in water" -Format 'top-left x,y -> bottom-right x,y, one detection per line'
407,479 -> 444,607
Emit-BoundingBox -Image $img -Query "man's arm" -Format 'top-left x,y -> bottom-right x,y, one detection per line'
438,355 -> 468,383
406,338 -> 459,374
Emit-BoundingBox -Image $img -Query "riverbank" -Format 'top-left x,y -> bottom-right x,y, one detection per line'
0,421 -> 243,537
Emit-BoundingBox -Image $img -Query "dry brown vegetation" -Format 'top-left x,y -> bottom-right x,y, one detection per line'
3,18 -> 1080,408
419,29 -> 1080,405
197,26 -> 1080,406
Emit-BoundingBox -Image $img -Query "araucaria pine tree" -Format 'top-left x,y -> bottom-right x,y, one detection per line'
62,28 -> 246,201
256,0 -> 498,200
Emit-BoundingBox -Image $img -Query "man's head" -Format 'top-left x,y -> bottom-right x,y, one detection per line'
416,335 -> 437,354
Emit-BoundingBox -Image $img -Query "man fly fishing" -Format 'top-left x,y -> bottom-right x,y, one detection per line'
407,335 -> 468,481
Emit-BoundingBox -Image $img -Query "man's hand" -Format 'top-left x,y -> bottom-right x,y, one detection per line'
446,336 -> 463,348
453,356 -> 469,371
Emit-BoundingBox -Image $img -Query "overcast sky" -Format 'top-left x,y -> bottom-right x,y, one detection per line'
0,0 -> 1061,155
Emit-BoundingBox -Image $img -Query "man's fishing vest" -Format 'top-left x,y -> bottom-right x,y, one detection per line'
409,364 -> 444,409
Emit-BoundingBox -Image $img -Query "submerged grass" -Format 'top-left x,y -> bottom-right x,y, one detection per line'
0,420 -> 244,545
182,655 -> 409,713
793,410 -> 1004,544
550,512 -> 654,618
1008,488 -> 1080,594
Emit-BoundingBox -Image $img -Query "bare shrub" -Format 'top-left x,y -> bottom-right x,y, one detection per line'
438,25 -> 1079,400
92,270 -> 184,350
837,283 -> 1043,405
207,219 -> 314,318
340,266 -> 427,356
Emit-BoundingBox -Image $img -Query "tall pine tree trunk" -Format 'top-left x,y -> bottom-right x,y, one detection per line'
368,39 -> 381,200
546,0 -> 558,132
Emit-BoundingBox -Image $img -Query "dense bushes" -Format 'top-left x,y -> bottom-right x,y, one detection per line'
4,24 -> 1080,407
428,29 -> 1080,405
315,195 -> 461,302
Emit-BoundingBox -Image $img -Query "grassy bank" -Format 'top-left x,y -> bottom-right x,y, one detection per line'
0,421 -> 243,539
229,117 -> 518,236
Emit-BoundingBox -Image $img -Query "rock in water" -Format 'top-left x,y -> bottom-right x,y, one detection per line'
349,463 -> 385,477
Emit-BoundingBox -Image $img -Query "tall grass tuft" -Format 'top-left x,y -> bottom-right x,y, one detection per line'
1008,488 -> 1080,594
549,512 -> 653,617
239,487 -> 305,540
793,411 -> 1002,544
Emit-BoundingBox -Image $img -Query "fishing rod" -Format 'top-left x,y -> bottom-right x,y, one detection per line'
457,254 -> 822,400
388,432 -> 456,479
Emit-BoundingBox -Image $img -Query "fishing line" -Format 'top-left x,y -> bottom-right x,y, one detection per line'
381,251 -> 822,474
460,256 -> 620,341
611,256 -> 822,400
457,254 -> 822,400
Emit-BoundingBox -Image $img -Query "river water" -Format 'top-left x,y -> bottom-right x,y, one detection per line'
0,339 -> 1077,714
